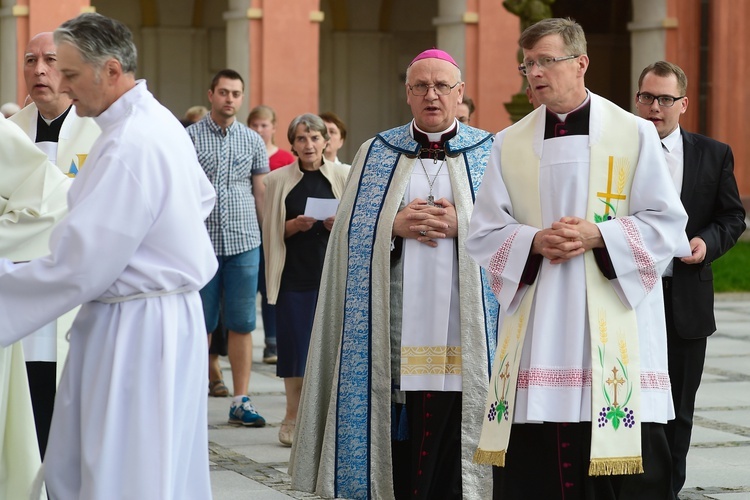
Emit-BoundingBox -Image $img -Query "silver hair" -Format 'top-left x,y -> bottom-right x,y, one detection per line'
54,13 -> 137,73
287,113 -> 330,152
519,17 -> 587,56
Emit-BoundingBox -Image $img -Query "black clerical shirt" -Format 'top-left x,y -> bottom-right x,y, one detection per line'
543,102 -> 591,139
35,106 -> 71,143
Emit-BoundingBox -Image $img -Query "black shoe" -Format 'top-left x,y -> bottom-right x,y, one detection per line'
263,346 -> 277,364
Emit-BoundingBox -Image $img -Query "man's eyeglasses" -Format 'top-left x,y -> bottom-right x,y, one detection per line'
636,92 -> 685,108
518,55 -> 579,76
408,82 -> 460,96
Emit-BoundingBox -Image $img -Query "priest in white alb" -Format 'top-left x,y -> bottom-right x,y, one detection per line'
466,18 -> 689,500
0,13 -> 217,500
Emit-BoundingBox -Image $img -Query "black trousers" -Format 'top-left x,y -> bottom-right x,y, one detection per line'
663,279 -> 707,498
493,422 -> 673,500
26,361 -> 57,459
392,391 -> 462,500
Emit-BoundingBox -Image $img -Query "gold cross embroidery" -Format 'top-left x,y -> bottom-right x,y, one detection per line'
499,361 -> 511,395
606,366 -> 626,407
596,156 -> 626,216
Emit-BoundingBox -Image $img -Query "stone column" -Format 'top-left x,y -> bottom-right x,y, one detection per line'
223,0 -> 252,120
502,0 -> 555,123
628,0 -> 669,112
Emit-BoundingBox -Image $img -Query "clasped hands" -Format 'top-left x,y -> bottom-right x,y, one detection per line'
393,198 -> 458,248
532,216 -> 604,264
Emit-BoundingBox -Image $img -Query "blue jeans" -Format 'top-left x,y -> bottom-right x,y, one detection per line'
258,242 -> 277,346
200,248 -> 259,333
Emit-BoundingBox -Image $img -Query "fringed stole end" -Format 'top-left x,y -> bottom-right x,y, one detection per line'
473,448 -> 506,467
588,457 -> 644,476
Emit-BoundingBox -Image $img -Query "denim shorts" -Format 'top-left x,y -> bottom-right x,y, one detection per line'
200,247 -> 259,333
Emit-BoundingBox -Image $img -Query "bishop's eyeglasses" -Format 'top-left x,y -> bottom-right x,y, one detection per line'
408,82 -> 460,96
518,55 -> 579,76
636,92 -> 685,107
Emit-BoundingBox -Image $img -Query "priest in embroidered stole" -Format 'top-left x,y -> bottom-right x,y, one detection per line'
290,49 -> 499,499
467,19 -> 689,500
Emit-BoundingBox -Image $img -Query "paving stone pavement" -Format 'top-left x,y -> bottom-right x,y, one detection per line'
208,292 -> 750,499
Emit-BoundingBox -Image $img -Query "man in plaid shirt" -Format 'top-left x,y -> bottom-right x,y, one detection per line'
188,69 -> 269,427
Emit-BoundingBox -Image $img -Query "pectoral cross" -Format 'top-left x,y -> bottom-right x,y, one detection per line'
596,156 -> 626,216
427,195 -> 435,206
606,366 -> 626,407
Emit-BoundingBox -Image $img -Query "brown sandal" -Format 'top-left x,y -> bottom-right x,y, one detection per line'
209,379 -> 229,397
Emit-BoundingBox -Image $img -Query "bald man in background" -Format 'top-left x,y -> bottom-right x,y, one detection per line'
9,31 -> 100,459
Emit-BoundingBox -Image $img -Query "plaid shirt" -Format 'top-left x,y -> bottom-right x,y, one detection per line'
188,115 -> 269,256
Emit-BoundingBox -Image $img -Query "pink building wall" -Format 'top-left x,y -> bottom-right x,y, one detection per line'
249,0 -> 321,145
470,0 -> 520,134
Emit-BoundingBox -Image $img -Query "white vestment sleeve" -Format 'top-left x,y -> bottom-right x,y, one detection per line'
0,153 -> 156,346
598,120 -> 689,309
467,133 -> 538,313
0,116 -> 71,261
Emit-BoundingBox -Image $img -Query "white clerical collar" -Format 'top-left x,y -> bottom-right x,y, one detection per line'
411,119 -> 458,143
39,108 -> 69,126
661,126 -> 681,153
95,79 -> 146,131
553,90 -> 591,122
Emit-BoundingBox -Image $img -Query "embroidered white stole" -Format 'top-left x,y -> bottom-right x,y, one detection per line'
474,99 -> 645,475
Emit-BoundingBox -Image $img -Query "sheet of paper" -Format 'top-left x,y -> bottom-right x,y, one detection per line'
304,197 -> 339,220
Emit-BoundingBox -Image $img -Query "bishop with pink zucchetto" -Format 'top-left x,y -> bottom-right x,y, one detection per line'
289,47 -> 498,499
409,48 -> 459,67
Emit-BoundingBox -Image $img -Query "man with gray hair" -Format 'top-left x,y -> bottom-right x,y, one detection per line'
467,18 -> 689,499
0,13 -> 217,499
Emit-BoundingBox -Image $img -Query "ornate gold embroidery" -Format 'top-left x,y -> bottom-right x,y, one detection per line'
401,346 -> 462,375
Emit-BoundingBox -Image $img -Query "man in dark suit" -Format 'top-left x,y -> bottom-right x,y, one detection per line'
636,61 -> 746,499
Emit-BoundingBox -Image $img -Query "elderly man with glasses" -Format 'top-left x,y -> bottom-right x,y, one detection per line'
467,18 -> 690,500
289,48 -> 499,499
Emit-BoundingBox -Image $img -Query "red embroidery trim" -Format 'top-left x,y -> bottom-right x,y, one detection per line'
488,228 -> 520,297
616,217 -> 658,292
516,368 -> 670,390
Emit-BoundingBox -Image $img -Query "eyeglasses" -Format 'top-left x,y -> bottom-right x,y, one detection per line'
518,55 -> 579,76
408,82 -> 460,96
636,92 -> 685,107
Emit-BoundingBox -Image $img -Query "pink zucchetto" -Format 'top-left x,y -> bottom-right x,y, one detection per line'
409,48 -> 459,68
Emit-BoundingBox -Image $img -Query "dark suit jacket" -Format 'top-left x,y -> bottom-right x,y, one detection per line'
668,129 -> 746,339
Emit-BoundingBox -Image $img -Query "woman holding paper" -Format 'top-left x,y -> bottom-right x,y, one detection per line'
262,113 -> 349,446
